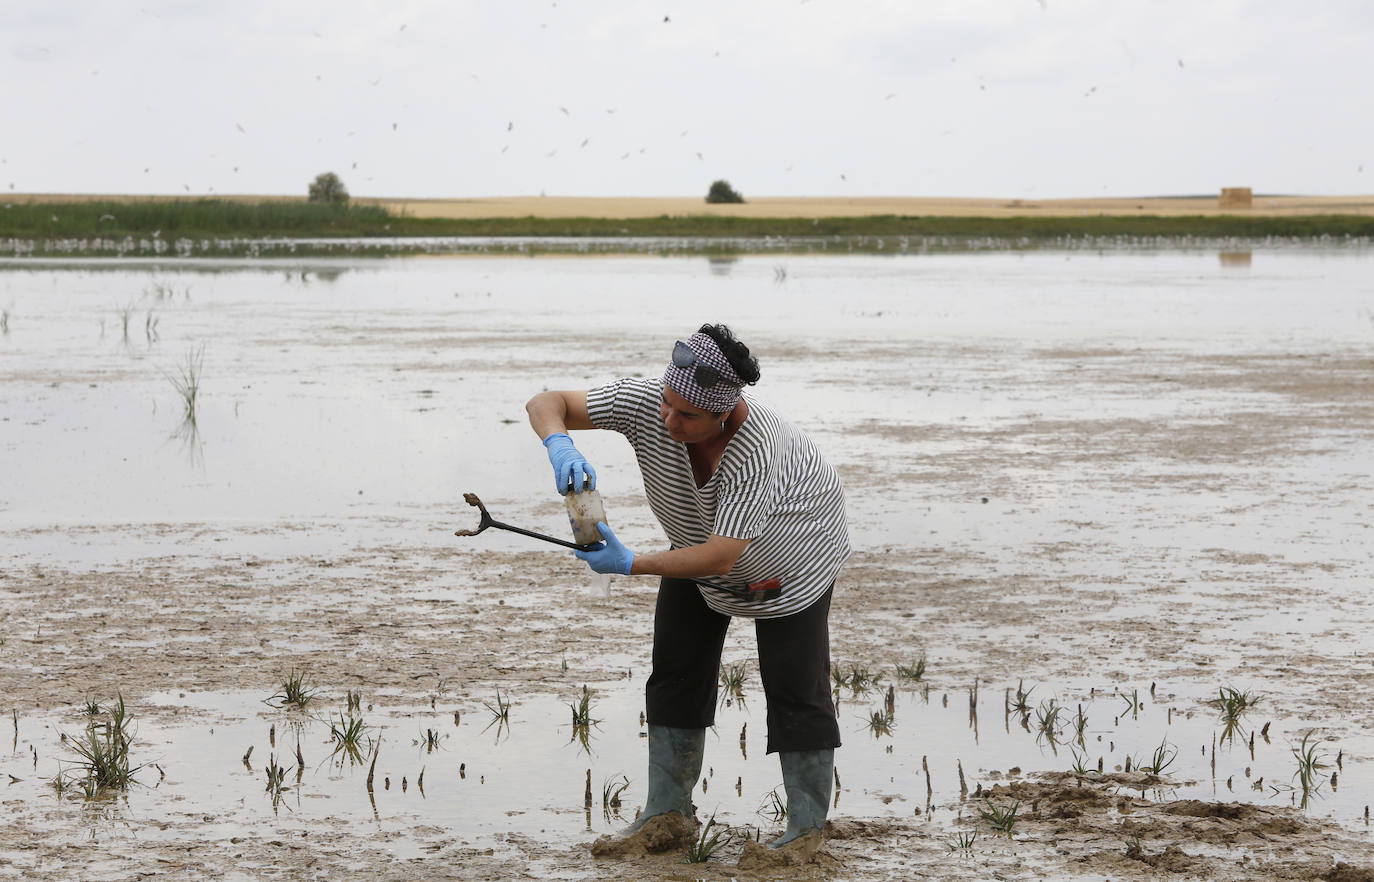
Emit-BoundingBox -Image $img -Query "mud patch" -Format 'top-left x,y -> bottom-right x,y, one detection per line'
1125,841 -> 1206,873
589,812 -> 697,858
737,829 -> 825,871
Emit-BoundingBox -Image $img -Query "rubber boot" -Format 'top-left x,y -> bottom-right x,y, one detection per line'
770,748 -> 833,847
590,725 -> 704,857
738,748 -> 834,870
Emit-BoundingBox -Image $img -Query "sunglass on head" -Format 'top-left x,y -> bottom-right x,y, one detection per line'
672,340 -> 730,388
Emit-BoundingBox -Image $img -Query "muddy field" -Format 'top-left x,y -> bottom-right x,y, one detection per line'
2,250 -> 1373,880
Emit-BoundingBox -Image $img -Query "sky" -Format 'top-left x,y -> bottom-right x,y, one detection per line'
3,0 -> 1371,200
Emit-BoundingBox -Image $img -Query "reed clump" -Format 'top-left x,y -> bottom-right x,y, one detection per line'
1291,730 -> 1329,808
1209,686 -> 1262,744
56,694 -> 146,798
265,669 -> 318,709
895,653 -> 927,682
720,661 -> 748,698
166,345 -> 204,427
329,714 -> 371,764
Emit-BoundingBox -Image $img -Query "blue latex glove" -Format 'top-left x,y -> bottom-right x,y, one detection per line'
542,432 -> 596,495
574,522 -> 634,576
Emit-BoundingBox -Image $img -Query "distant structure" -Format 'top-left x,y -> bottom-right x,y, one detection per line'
1219,187 -> 1252,209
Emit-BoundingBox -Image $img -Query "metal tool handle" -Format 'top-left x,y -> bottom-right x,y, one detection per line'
487,518 -> 598,552
454,491 -> 600,552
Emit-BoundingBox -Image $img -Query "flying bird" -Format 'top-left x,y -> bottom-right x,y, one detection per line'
235,123 -> 245,133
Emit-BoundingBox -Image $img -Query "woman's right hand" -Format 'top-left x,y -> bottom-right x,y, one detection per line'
542,432 -> 597,494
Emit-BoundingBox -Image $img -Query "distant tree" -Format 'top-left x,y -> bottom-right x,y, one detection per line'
705,179 -> 744,204
308,172 -> 350,206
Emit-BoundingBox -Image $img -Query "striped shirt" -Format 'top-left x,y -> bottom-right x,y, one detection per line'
587,377 -> 850,619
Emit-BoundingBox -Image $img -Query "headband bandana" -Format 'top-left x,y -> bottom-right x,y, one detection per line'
663,332 -> 743,413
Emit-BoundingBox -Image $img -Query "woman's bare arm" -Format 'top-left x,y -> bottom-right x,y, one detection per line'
526,390 -> 596,438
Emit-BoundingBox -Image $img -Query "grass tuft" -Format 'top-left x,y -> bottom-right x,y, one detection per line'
56,694 -> 146,798
601,774 -> 630,818
1141,738 -> 1177,776
568,685 -> 597,728
895,653 -> 927,682
720,661 -> 748,698
265,668 -> 318,709
166,345 -> 204,427
1292,730 -> 1329,808
980,800 -> 1020,835
568,685 -> 598,752
1010,680 -> 1035,725
264,753 -> 290,811
684,812 -> 730,863
328,713 -> 371,764
867,706 -> 895,738
832,664 -> 882,693
1071,703 -> 1089,747
1210,686 -> 1263,744
758,787 -> 787,823
1034,698 -> 1064,746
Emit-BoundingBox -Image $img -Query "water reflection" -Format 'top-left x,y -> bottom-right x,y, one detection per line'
170,414 -> 204,469
1218,251 -> 1252,267
706,255 -> 739,276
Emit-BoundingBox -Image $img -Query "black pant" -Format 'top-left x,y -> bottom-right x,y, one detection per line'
644,577 -> 841,754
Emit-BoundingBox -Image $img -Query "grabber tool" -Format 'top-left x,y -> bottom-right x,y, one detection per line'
454,492 -> 598,551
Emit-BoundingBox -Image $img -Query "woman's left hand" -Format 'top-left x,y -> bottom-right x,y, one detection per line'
573,522 -> 634,575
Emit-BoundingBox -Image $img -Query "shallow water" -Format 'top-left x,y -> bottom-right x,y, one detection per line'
2,249 -> 1370,537
3,676 -> 1368,864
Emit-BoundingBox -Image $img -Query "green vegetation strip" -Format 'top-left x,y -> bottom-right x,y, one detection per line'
5,199 -> 1374,240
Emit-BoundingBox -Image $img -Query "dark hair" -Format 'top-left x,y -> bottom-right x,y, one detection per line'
698,323 -> 760,386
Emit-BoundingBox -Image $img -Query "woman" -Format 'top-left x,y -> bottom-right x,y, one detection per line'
525,323 -> 850,860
